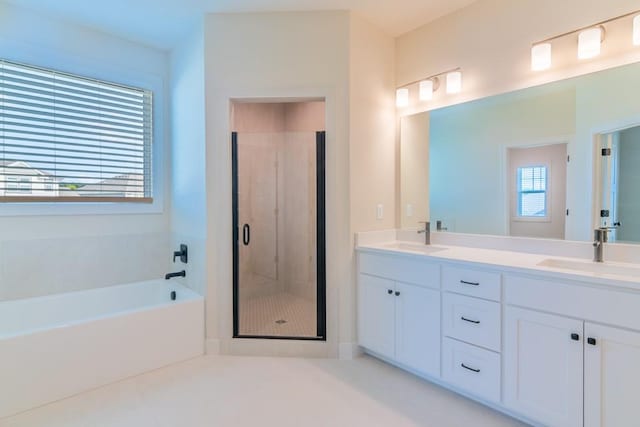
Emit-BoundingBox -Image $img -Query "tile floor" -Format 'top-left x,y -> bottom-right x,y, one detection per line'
239,292 -> 317,337
0,355 -> 528,427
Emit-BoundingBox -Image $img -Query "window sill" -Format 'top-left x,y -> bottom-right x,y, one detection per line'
511,216 -> 551,223
0,198 -> 162,217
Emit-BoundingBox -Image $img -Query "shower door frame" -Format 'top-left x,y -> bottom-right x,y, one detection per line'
232,131 -> 327,341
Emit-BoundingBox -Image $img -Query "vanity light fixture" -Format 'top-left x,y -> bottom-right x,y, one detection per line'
531,43 -> 552,71
531,9 -> 640,71
446,71 -> 462,94
396,88 -> 409,108
578,27 -> 604,59
395,67 -> 461,108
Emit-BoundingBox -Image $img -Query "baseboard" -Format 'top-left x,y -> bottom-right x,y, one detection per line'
338,342 -> 363,360
205,338 -> 221,355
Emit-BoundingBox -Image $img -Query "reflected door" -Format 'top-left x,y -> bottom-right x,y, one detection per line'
508,143 -> 567,239
232,131 -> 326,340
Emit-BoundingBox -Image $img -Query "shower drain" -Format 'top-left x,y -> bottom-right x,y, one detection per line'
275,319 -> 288,325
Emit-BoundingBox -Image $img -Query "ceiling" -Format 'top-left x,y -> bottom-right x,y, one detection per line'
5,0 -> 477,50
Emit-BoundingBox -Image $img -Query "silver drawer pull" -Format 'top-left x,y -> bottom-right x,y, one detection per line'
460,280 -> 480,286
461,363 -> 481,373
461,316 -> 480,324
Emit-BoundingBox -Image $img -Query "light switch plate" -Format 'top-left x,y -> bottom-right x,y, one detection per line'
406,204 -> 413,217
376,204 -> 384,220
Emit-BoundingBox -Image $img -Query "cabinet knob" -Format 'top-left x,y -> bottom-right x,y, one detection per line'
395,291 -> 401,296
387,289 -> 393,295
571,333 -> 580,341
587,337 -> 597,346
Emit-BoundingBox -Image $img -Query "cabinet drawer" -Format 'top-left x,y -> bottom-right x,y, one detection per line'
443,265 -> 501,301
443,293 -> 501,351
359,252 -> 440,289
442,338 -> 501,403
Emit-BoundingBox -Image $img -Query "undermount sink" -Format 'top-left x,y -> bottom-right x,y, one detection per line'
537,258 -> 640,278
380,242 -> 447,254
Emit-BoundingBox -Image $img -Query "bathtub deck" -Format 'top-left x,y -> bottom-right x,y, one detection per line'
0,355 -> 526,427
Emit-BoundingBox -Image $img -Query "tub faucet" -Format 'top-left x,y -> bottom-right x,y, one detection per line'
418,221 -> 431,245
165,270 -> 186,280
593,228 -> 608,263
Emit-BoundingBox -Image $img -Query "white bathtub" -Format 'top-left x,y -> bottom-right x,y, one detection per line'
0,280 -> 204,419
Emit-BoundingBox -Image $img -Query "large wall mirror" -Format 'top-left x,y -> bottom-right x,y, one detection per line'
399,61 -> 640,243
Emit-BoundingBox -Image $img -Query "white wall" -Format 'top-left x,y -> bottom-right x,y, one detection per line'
170,23 -> 207,296
349,14 -> 396,233
204,12 -> 351,356
0,3 -> 171,300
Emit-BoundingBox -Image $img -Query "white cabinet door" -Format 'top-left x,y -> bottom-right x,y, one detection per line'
358,274 -> 395,359
394,281 -> 440,378
584,323 -> 640,427
504,306 -> 583,427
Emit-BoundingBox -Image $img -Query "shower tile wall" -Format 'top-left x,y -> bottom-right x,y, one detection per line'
233,102 -> 324,302
233,101 -> 324,336
0,232 -> 170,301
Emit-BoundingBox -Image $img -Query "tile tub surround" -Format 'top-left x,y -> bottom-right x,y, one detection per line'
0,280 -> 204,419
0,232 -> 171,301
0,355 -> 526,427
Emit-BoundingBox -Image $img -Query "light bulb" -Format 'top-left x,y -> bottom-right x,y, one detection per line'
446,71 -> 462,94
396,88 -> 409,108
531,43 -> 552,71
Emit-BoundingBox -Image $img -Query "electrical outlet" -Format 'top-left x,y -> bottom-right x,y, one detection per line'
376,204 -> 384,220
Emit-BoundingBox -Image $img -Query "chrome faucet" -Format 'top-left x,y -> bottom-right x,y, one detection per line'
418,221 -> 431,245
593,228 -> 608,263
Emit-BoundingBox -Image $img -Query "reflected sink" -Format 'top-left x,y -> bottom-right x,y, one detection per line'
380,242 -> 447,255
538,258 -> 640,278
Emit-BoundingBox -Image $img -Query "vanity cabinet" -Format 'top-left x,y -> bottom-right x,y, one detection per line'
504,306 -> 584,427
357,245 -> 640,427
358,274 -> 396,359
357,252 -> 441,378
358,273 -> 440,377
505,287 -> 640,427
584,323 -> 640,427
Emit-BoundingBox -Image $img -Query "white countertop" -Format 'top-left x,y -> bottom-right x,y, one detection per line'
356,240 -> 640,291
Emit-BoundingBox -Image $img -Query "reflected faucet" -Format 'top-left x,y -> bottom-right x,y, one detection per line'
593,228 -> 608,263
418,221 -> 431,245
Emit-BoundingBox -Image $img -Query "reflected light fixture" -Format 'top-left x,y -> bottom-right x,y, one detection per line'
396,88 -> 409,108
578,27 -> 603,59
446,71 -> 462,94
634,15 -> 640,45
531,43 -> 552,71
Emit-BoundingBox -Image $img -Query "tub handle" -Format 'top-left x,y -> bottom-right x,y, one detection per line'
243,224 -> 251,246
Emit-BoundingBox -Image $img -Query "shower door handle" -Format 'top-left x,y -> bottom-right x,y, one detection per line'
242,224 -> 251,246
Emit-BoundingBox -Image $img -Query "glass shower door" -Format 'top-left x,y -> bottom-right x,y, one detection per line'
232,130 -> 325,340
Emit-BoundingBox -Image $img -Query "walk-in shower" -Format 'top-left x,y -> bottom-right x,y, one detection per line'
231,100 -> 326,340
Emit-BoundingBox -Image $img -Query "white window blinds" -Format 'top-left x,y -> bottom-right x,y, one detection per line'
0,60 -> 153,202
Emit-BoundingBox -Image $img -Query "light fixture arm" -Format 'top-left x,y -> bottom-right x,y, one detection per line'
532,10 -> 639,46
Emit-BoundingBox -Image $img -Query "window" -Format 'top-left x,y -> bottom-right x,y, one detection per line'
0,59 -> 153,202
6,176 -> 31,194
517,166 -> 548,217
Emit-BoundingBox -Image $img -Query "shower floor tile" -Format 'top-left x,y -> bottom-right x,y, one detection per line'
239,292 -> 317,337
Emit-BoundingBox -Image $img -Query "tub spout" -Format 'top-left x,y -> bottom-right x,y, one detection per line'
165,270 -> 186,280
